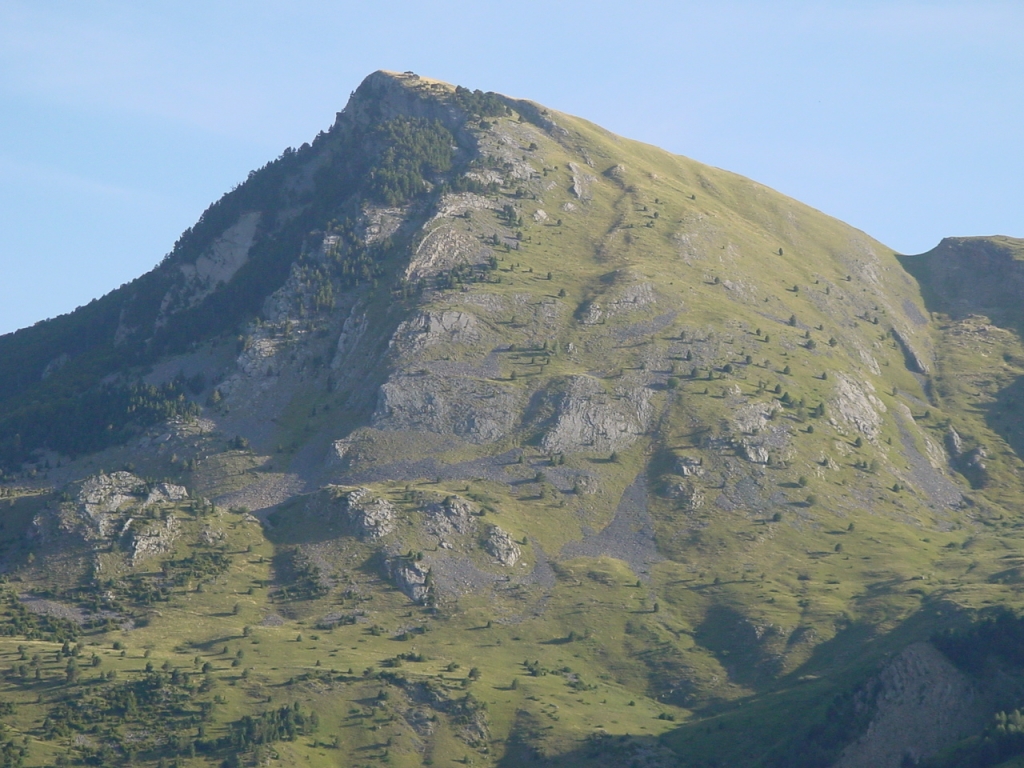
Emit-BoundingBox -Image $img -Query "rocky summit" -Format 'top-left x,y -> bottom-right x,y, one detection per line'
1,70 -> 1024,767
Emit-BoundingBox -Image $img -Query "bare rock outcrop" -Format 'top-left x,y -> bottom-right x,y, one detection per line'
891,327 -> 931,374
579,301 -> 604,326
431,192 -> 499,221
423,495 -> 477,539
231,328 -> 287,380
674,456 -> 705,477
483,526 -> 521,566
340,70 -> 470,135
359,204 -> 405,245
609,282 -> 655,312
541,376 -> 653,454
945,426 -> 964,458
965,446 -> 988,472
386,556 -> 430,603
156,212 -> 260,329
738,441 -> 770,464
578,279 -> 656,326
830,373 -> 886,439
605,164 -> 628,182
832,642 -> 986,768
659,474 -> 705,506
731,401 -> 781,434
198,526 -> 225,546
41,353 -> 70,380
672,481 -> 705,512
374,373 -> 520,443
568,162 -> 595,200
56,472 -> 187,541
390,310 -> 481,354
128,515 -> 181,563
336,487 -> 397,540
962,445 -> 990,488
941,424 -> 988,487
78,471 -> 145,513
331,305 -> 368,370
404,225 -> 488,282
143,483 -> 189,507
31,472 -> 188,565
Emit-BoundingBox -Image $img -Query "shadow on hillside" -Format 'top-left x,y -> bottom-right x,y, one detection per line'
262,494 -> 358,547
521,599 -> 971,768
495,707 -> 679,768
492,600 -> 982,767
897,248 -> 1024,339
898,249 -> 1024,468
497,730 -> 673,768
978,375 -> 1024,466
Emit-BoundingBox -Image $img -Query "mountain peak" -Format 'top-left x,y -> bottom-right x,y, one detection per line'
3,71 -> 1024,768
336,69 -> 499,134
350,69 -> 456,110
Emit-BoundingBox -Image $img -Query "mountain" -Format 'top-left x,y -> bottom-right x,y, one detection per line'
1,70 -> 1024,768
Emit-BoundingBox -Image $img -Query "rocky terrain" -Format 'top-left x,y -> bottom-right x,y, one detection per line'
0,70 -> 1021,767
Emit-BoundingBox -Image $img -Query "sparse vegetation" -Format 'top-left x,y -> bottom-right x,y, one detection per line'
0,69 -> 1020,768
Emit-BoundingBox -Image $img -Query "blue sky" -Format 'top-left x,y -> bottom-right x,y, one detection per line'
2,1 -> 1022,335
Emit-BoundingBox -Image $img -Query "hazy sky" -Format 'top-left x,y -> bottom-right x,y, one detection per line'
2,1 -> 1022,335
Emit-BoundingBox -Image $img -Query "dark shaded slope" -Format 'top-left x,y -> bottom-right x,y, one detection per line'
900,236 -> 1024,486
899,236 -> 1024,331
0,72 -> 514,470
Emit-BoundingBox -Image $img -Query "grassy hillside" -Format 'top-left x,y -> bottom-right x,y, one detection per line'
0,71 -> 1023,767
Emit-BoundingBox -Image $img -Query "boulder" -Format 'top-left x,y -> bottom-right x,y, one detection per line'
386,556 -> 430,603
484,526 -> 521,566
340,487 -> 397,540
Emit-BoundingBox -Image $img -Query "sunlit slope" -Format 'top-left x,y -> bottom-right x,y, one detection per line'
0,71 -> 1022,768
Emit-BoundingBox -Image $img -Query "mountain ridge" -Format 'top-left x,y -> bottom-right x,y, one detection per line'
0,70 -> 1022,768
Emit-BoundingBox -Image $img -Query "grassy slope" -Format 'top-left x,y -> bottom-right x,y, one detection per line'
1,75 -> 1024,767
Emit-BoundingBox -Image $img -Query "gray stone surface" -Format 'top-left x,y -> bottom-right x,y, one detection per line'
484,525 -> 521,567
560,473 -> 661,579
541,376 -> 653,454
339,487 -> 397,540
374,373 -> 520,443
